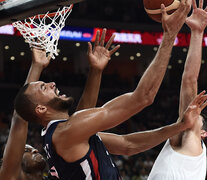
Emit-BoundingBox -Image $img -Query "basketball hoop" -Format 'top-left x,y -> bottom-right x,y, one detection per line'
12,4 -> 73,59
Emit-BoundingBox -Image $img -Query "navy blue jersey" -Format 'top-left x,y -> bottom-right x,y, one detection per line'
42,120 -> 121,180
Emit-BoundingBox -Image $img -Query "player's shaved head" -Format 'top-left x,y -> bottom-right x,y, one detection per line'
14,83 -> 39,123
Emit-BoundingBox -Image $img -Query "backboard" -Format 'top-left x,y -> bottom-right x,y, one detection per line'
0,0 -> 84,27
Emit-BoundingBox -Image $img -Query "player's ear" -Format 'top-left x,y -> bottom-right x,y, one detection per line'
35,105 -> 47,115
201,130 -> 207,138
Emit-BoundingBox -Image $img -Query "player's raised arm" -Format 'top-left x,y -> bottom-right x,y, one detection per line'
54,0 -> 192,145
179,0 -> 207,116
0,48 -> 51,179
76,29 -> 120,111
98,91 -> 207,156
26,48 -> 51,84
171,0 -> 207,145
96,0 -> 192,130
133,0 -> 191,105
0,112 -> 27,179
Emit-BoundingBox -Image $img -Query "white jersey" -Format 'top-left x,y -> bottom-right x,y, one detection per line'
148,139 -> 206,180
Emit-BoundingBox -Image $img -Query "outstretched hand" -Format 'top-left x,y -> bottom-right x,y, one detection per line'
186,0 -> 207,32
31,48 -> 51,69
161,0 -> 192,39
182,91 -> 207,129
87,28 -> 120,71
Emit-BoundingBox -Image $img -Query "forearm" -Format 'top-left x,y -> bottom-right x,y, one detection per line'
179,31 -> 203,116
133,33 -> 175,102
103,35 -> 175,127
183,31 -> 203,78
76,68 -> 102,111
123,120 -> 186,156
25,62 -> 44,84
1,113 -> 28,176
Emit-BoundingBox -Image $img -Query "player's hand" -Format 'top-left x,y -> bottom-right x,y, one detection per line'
186,0 -> 207,32
31,47 -> 51,69
182,91 -> 207,129
87,28 -> 120,71
161,0 -> 192,39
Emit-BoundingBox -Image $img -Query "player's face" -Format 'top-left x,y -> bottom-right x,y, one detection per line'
26,81 -> 73,112
27,81 -> 69,102
22,144 -> 46,173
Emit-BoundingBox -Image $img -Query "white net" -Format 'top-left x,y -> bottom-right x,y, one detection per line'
12,5 -> 73,59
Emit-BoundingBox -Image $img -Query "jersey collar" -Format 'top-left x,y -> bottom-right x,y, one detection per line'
41,119 -> 67,136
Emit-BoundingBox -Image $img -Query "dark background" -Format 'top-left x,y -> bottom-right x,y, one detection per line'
0,0 -> 207,179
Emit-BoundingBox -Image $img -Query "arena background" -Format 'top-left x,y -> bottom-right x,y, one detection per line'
0,0 -> 207,179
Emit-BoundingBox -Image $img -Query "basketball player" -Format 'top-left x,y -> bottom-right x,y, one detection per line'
14,1 -> 193,179
0,47 -> 51,180
148,0 -> 207,179
0,29 -> 118,179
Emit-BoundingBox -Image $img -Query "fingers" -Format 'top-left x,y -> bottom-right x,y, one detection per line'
197,94 -> 207,106
191,0 -> 204,9
176,0 -> 191,16
192,0 -> 197,9
194,90 -> 206,103
109,45 -> 120,56
179,0 -> 187,11
201,99 -> 207,111
193,91 -> 207,111
198,90 -> 206,97
199,0 -> 203,9
100,28 -> 106,46
87,42 -> 92,55
94,29 -> 106,47
94,30 -> 100,47
161,4 -> 167,19
161,4 -> 167,27
105,34 -> 115,50
162,0 -> 191,33
93,28 -> 118,54
185,0 -> 192,7
47,55 -> 52,62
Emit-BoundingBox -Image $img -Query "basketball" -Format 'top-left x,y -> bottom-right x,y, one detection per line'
143,0 -> 180,23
